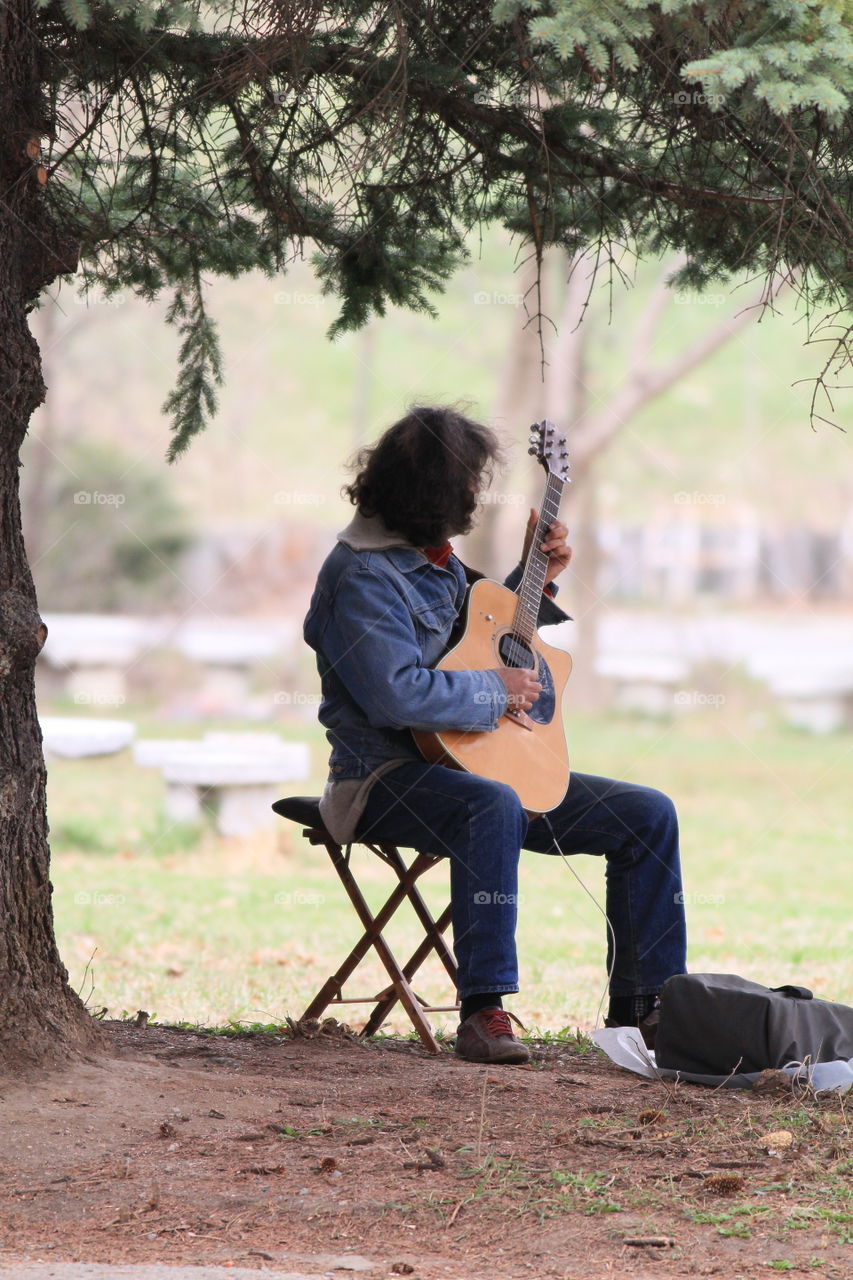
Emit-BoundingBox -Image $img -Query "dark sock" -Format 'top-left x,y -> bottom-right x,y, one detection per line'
608,993 -> 659,1025
460,993 -> 504,1022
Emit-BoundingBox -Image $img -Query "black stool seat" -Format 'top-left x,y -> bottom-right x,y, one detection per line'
272,795 -> 324,827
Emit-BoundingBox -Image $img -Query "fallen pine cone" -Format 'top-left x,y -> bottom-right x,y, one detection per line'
757,1130 -> 794,1157
704,1173 -> 745,1195
638,1109 -> 668,1126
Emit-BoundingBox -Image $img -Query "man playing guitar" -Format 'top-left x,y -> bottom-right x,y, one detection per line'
304,405 -> 687,1063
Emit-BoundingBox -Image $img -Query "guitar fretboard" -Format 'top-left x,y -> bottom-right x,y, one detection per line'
512,472 -> 565,644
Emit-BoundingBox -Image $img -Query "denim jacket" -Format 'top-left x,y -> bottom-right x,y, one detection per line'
303,514 -> 570,783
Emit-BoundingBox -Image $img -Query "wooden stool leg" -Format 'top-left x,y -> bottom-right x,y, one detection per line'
376,844 -> 458,982
301,842 -> 443,1053
301,840 -> 415,1016
362,903 -> 454,1038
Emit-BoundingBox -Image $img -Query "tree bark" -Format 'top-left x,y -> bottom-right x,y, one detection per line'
20,300 -> 59,570
462,256 -> 546,578
0,0 -> 102,1072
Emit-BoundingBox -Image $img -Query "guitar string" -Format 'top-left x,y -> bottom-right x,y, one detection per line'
513,487 -> 614,1029
542,812 -> 616,1034
513,443 -> 613,1025
507,474 -> 564,668
515,478 -> 563,637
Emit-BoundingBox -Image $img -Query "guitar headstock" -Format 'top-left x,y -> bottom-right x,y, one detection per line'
527,420 -> 570,483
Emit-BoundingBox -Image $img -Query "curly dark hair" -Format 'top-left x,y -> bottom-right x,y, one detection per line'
344,405 -> 502,546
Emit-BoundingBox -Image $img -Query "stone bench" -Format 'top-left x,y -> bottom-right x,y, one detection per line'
742,648 -> 853,733
40,716 -> 136,760
595,654 -> 690,716
134,734 -> 310,837
173,622 -> 291,716
766,670 -> 853,734
132,732 -> 293,769
39,614 -> 159,708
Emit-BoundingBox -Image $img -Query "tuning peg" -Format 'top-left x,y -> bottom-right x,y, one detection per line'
528,434 -> 539,444
527,445 -> 538,456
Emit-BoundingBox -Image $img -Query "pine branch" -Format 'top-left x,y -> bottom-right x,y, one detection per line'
161,268 -> 223,462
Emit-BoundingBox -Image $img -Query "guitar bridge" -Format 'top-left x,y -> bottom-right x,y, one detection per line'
505,708 -> 534,731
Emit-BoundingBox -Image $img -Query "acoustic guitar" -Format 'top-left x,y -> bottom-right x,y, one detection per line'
412,420 -> 572,814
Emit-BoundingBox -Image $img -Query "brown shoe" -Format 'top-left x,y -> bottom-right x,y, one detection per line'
455,1008 -> 531,1064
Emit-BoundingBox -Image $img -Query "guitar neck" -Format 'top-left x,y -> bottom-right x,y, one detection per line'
513,472 -> 565,642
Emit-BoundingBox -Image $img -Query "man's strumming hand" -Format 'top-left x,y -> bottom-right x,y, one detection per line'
494,666 -> 542,711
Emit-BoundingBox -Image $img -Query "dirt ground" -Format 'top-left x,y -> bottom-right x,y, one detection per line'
0,1021 -> 850,1280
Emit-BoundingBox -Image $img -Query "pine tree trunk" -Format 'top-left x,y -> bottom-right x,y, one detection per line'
0,0 -> 103,1072
20,302 -> 59,571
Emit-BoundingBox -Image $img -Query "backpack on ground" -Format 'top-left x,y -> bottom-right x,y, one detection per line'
655,973 -> 853,1077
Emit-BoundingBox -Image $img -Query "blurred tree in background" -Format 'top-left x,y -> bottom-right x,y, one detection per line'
21,437 -> 191,610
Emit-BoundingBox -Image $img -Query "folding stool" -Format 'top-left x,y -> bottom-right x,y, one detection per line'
272,796 -> 459,1052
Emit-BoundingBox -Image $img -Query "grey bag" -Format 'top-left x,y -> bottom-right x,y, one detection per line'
655,973 -> 853,1077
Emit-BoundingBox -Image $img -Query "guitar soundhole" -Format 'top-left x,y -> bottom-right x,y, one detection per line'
497,633 -> 556,726
498,633 -> 535,669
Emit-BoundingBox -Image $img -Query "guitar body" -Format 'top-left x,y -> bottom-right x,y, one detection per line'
412,577 -> 572,815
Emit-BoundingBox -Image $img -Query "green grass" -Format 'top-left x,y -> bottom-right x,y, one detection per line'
46,696 -> 852,1035
551,1171 -> 623,1215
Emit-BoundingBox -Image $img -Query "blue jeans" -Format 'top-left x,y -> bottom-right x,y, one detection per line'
355,762 -> 687,1001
